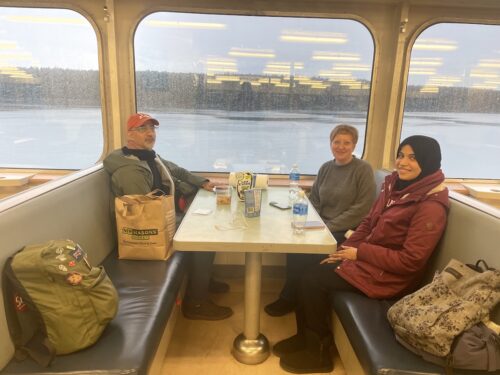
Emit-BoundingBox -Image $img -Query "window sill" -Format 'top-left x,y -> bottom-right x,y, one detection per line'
0,170 -> 71,200
446,182 -> 500,217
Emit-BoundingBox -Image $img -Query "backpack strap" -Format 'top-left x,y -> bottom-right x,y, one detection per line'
2,257 -> 24,349
19,332 -> 55,367
467,259 -> 495,272
2,256 -> 56,367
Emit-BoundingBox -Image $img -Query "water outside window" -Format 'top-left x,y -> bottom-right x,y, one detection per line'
0,7 -> 102,169
135,12 -> 374,175
403,23 -> 500,179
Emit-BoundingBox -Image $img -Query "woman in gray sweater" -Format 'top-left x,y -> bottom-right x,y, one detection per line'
265,124 -> 376,316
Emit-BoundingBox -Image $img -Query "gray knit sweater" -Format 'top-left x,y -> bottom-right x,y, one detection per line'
309,157 -> 376,233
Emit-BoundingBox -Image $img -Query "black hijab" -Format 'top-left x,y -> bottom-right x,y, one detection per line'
395,135 -> 441,191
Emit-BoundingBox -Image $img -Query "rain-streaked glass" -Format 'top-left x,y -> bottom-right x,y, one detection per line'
403,23 -> 500,179
0,7 -> 102,169
135,13 -> 374,174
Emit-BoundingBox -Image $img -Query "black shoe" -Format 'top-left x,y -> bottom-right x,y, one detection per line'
209,278 -> 230,293
279,330 -> 333,374
265,298 -> 296,317
280,351 -> 333,374
182,300 -> 233,320
273,334 -> 306,357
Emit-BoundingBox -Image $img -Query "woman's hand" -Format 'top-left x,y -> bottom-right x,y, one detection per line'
320,245 -> 357,264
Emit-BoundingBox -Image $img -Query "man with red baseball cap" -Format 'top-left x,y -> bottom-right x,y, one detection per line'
104,113 -> 233,320
127,112 -> 159,129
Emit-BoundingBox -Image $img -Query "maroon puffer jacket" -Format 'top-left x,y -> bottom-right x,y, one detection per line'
336,170 -> 449,299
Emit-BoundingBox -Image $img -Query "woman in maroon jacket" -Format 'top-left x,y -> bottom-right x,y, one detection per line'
275,135 -> 450,374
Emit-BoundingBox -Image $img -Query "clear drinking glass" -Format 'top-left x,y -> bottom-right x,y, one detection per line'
215,186 -> 231,205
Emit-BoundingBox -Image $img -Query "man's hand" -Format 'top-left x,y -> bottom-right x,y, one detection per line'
320,245 -> 358,264
201,181 -> 215,191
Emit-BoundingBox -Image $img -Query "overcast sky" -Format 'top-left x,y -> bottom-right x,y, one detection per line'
1,7 -> 499,89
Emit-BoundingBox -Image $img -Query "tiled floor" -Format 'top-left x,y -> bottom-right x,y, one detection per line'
161,275 -> 345,375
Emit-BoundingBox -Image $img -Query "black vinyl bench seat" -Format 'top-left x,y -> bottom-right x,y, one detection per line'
1,251 -> 187,375
331,292 -> 492,375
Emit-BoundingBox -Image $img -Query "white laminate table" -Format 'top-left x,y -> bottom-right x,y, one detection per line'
173,187 -> 337,364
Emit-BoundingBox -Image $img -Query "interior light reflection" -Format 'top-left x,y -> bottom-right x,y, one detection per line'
280,31 -> 347,44
413,39 -> 457,51
145,20 -> 226,30
312,52 -> 360,61
229,48 -> 275,58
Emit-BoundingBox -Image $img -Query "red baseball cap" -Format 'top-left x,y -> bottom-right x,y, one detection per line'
127,113 -> 159,130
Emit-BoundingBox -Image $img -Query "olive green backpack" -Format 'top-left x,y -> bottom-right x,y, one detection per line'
2,239 -> 118,366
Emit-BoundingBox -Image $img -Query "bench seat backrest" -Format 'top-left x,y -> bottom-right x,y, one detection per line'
0,165 -> 115,370
425,192 -> 500,278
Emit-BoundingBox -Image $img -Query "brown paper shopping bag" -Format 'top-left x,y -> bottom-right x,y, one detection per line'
114,192 -> 176,260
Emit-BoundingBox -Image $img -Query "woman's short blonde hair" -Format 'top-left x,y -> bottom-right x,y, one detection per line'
329,124 -> 358,145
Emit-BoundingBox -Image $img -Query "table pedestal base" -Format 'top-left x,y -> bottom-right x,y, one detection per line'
231,252 -> 270,364
232,333 -> 270,364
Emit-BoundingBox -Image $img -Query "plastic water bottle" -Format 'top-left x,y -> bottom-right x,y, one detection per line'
292,190 -> 308,234
289,164 -> 300,204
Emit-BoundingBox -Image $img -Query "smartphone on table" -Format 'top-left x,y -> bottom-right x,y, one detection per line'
269,201 -> 291,210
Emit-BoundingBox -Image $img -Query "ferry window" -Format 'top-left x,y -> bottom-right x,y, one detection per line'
0,7 -> 102,169
135,13 -> 373,174
403,23 -> 500,179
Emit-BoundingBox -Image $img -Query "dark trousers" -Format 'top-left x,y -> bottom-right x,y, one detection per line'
176,211 -> 216,303
296,262 -> 360,338
279,230 -> 347,303
280,253 -> 325,302
184,251 -> 215,303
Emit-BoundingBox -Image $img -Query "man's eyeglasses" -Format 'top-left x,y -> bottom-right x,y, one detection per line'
132,124 -> 159,133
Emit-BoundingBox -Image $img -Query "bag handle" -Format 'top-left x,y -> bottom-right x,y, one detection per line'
147,189 -> 166,197
115,197 -> 145,218
121,190 -> 166,202
467,259 -> 495,273
475,259 -> 495,271
118,195 -> 139,205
